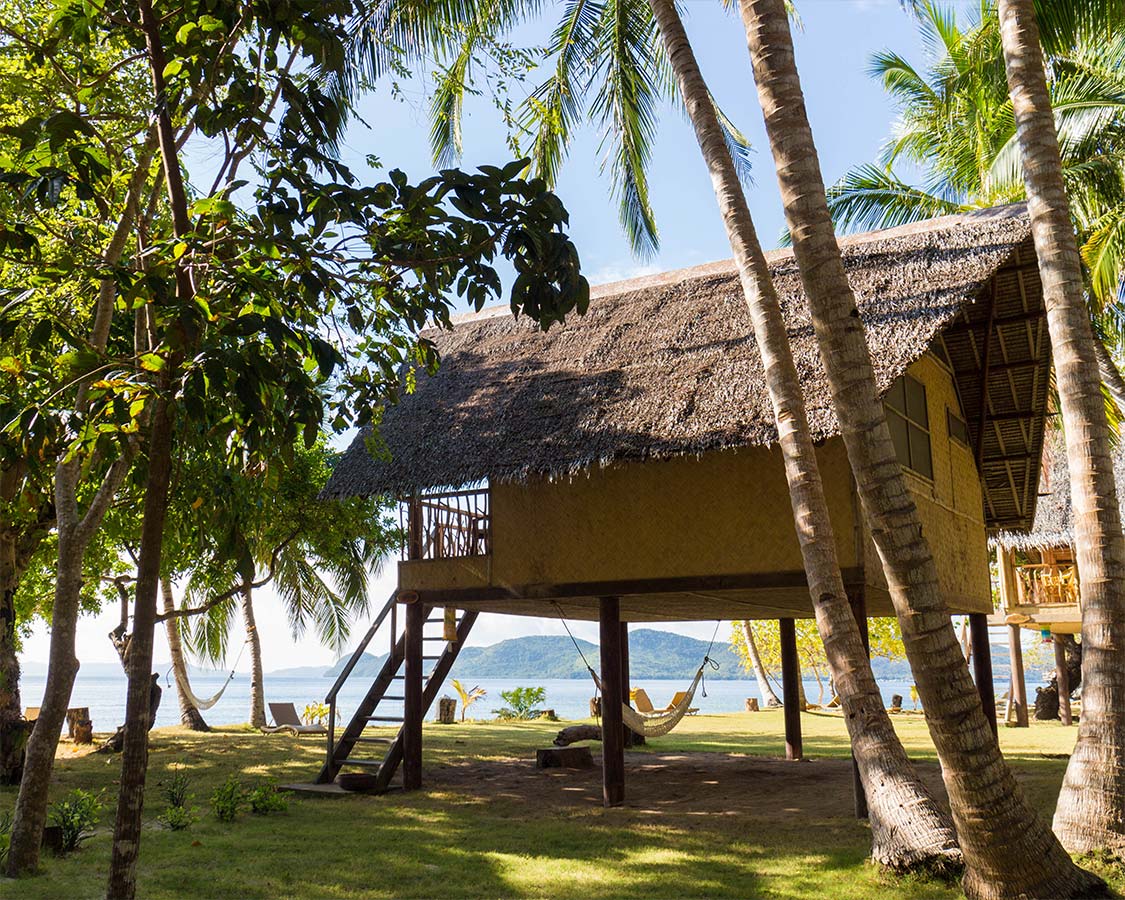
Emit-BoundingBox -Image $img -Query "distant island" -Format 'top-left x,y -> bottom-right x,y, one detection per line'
266,629 -> 1019,683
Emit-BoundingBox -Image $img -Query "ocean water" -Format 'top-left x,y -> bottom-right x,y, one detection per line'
18,669 -> 1005,730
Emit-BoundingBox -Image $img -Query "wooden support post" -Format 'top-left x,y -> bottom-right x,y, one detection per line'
969,613 -> 997,737
1008,623 -> 1029,728
848,590 -> 869,818
620,622 -> 643,747
779,618 -> 803,761
599,596 -> 625,807
403,599 -> 425,790
1055,636 -> 1072,726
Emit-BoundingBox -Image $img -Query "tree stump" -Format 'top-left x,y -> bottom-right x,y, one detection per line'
554,724 -> 602,746
66,707 -> 90,739
890,694 -> 903,712
589,697 -> 601,717
437,697 -> 456,724
745,698 -> 760,712
73,720 -> 94,744
536,746 -> 595,769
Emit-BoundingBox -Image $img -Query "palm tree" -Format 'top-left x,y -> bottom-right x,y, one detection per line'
450,679 -> 487,721
996,0 -> 1125,859
736,0 -> 1106,895
180,446 -> 391,729
829,1 -> 1125,405
739,621 -> 782,707
640,0 -> 961,874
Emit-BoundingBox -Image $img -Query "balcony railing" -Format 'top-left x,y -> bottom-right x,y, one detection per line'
1014,563 -> 1080,607
400,488 -> 490,560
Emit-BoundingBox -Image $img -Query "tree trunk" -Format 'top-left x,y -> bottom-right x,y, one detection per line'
5,523 -> 85,875
106,395 -> 175,899
648,0 -> 961,875
241,584 -> 266,729
1094,339 -> 1125,417
160,577 -> 209,731
741,622 -> 782,707
737,2 -> 1107,895
996,0 -> 1125,859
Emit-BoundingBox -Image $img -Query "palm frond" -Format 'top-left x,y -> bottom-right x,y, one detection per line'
825,164 -> 966,235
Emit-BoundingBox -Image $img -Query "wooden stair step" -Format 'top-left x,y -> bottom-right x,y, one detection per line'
351,736 -> 394,745
340,758 -> 383,768
366,715 -> 404,722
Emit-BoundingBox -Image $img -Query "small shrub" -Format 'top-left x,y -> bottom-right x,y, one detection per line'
247,781 -> 288,815
303,702 -> 330,725
0,811 -> 12,869
493,686 -> 546,720
162,771 -> 192,808
210,776 -> 245,823
156,805 -> 198,831
48,789 -> 101,854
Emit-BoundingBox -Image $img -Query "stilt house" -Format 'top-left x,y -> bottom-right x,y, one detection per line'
990,429 -> 1113,726
314,204 -> 1051,805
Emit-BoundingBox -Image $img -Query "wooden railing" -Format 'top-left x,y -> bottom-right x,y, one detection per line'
400,488 -> 490,560
1014,563 -> 1080,606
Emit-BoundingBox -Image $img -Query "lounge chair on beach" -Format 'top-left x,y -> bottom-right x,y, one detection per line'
24,707 -> 40,721
631,689 -> 657,714
664,691 -> 699,715
261,702 -> 327,736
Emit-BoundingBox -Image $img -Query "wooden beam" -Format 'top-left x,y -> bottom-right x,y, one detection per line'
975,279 -> 999,468
1008,624 -> 1029,728
779,618 -> 803,761
599,596 -> 625,807
1055,636 -> 1072,726
848,589 -> 869,819
943,309 -> 1045,334
410,567 -> 867,607
402,599 -> 425,789
969,613 -> 997,737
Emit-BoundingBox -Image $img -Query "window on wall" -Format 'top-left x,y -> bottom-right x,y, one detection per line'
884,374 -> 933,479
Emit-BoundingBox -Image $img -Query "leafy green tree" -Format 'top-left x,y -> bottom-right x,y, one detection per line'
0,2 -> 586,889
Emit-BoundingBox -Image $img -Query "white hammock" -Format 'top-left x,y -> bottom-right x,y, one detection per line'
592,665 -> 706,738
171,668 -> 235,711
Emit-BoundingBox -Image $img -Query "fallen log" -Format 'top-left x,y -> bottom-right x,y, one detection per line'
553,724 -> 602,746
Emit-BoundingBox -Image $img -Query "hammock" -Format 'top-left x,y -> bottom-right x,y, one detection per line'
592,664 -> 707,738
165,639 -> 247,711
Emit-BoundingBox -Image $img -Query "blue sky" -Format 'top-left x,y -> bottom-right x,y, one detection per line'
23,0 -> 931,673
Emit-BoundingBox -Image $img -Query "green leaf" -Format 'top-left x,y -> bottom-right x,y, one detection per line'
163,59 -> 184,79
139,352 -> 166,372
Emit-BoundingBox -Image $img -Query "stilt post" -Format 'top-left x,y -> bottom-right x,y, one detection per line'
599,596 -> 625,807
1054,635 -> 1072,726
779,617 -> 803,761
848,590 -> 869,818
620,622 -> 643,747
402,598 -> 425,789
1007,623 -> 1029,727
969,613 -> 997,736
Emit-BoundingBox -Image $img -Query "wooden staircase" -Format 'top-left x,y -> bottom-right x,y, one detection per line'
316,593 -> 477,790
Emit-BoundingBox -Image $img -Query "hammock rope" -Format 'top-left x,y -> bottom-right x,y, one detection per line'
552,602 -> 720,738
165,639 -> 248,711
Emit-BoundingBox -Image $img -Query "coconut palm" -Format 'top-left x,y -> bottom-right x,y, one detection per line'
168,443 -> 394,729
995,0 -> 1125,859
830,1 -> 1125,400
450,679 -> 487,721
736,0 -> 1106,894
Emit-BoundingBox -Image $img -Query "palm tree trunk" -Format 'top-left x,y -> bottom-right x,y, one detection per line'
241,585 -> 267,729
160,577 -> 209,732
1094,339 -> 1125,417
997,0 -> 1125,857
737,1 -> 1106,896
741,622 -> 782,707
648,0 -> 961,874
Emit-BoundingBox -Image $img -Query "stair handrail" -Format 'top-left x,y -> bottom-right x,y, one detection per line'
325,590 -> 398,704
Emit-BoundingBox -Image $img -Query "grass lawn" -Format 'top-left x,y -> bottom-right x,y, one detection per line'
3,710 -> 1123,899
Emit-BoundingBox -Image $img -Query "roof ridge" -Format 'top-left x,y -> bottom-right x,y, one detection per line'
446,202 -> 1029,326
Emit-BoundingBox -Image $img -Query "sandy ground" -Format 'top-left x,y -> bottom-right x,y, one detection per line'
428,750 -> 951,818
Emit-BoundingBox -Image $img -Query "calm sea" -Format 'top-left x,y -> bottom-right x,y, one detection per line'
18,670 -> 1009,730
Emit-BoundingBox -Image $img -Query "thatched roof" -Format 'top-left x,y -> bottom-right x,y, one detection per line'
327,204 -> 1045,527
993,429 -> 1125,551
